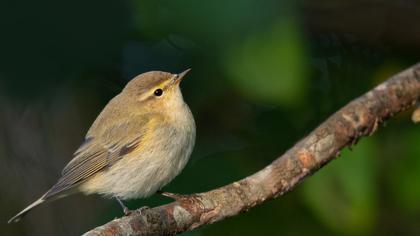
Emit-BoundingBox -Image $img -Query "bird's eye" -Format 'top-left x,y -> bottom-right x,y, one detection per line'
154,89 -> 163,96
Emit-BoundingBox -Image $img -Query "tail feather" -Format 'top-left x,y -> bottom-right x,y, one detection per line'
8,197 -> 45,223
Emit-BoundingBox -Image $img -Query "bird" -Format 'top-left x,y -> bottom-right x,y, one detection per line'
8,69 -> 196,223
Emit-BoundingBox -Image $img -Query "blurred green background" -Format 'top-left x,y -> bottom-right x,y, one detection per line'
1,0 -> 420,235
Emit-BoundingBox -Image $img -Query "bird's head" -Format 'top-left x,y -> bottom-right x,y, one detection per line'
122,69 -> 191,112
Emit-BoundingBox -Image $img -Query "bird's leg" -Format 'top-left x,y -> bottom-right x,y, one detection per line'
115,196 -> 150,216
115,196 -> 132,215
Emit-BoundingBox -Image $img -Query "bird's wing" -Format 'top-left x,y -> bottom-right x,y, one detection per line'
44,114 -> 156,199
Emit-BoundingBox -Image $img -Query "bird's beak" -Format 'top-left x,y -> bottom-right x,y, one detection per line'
174,68 -> 191,84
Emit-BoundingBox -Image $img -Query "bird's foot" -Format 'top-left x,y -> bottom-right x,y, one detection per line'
121,205 -> 150,216
135,206 -> 150,215
123,206 -> 133,216
115,196 -> 137,216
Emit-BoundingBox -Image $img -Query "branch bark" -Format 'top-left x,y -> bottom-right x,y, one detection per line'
84,63 -> 420,236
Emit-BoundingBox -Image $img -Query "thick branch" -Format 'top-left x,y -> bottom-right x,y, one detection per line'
84,63 -> 420,236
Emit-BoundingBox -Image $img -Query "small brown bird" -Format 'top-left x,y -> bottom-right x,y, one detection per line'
8,69 -> 196,223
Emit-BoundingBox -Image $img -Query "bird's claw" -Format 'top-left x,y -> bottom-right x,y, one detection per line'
123,207 -> 133,216
136,206 -> 150,215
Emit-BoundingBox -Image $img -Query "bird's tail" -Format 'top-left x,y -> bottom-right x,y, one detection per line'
8,196 -> 45,223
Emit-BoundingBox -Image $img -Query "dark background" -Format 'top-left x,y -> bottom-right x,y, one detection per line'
1,0 -> 420,235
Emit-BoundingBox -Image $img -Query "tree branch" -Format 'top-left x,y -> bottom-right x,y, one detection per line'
84,63 -> 420,236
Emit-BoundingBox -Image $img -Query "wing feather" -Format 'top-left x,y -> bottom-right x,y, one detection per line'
44,115 -> 154,199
